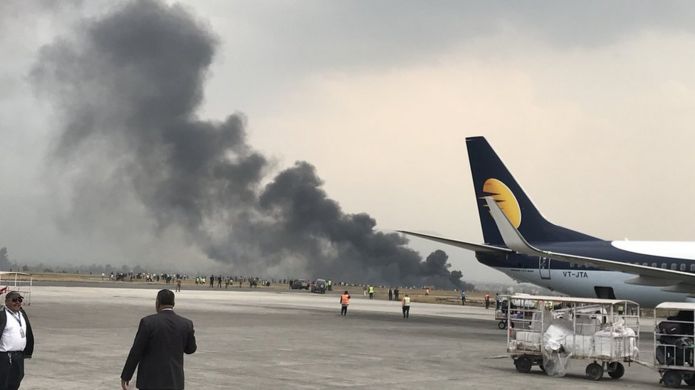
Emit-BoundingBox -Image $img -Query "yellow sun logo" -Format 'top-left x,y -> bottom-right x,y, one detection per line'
482,178 -> 521,228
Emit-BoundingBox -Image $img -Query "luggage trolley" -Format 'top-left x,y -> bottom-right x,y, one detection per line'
653,302 -> 695,387
495,307 -> 508,329
495,295 -> 510,329
505,295 -> 640,380
495,295 -> 535,329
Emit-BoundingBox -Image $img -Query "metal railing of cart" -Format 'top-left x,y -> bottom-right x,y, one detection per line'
0,272 -> 33,306
652,301 -> 695,387
505,294 -> 639,381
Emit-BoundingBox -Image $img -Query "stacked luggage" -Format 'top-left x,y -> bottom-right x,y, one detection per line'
652,303 -> 695,387
656,310 -> 694,367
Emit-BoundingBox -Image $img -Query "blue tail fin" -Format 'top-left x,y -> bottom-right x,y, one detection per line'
466,136 -> 596,245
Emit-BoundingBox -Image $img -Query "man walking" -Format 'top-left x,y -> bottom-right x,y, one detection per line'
402,294 -> 411,319
121,289 -> 197,390
368,285 -> 375,300
0,291 -> 34,390
340,291 -> 351,316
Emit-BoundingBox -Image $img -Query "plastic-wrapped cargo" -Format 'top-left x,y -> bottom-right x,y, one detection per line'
574,315 -> 602,336
542,349 -> 571,377
564,335 -> 594,356
541,320 -> 574,377
543,323 -> 572,352
516,331 -> 541,344
594,326 -> 638,359
510,331 -> 541,352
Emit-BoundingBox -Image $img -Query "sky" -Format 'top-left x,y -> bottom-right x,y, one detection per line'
4,1 -> 695,284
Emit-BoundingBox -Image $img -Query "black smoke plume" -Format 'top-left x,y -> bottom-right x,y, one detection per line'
31,0 -> 463,288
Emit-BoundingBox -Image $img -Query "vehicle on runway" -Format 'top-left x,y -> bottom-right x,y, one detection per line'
402,136 -> 695,307
290,279 -> 310,290
495,294 -> 536,329
311,279 -> 327,294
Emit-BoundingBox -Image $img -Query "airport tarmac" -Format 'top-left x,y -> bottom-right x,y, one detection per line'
19,285 -> 665,389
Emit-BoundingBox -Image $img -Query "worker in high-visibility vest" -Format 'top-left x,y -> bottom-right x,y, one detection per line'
340,291 -> 351,316
368,285 -> 375,299
402,294 -> 411,318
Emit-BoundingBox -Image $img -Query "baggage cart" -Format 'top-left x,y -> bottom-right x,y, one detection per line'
505,295 -> 639,380
495,307 -> 508,329
495,295 -> 535,329
653,302 -> 695,387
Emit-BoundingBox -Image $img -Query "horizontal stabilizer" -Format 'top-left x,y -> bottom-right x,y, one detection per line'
398,230 -> 512,253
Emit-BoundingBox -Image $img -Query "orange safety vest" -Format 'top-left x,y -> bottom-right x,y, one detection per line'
341,294 -> 350,305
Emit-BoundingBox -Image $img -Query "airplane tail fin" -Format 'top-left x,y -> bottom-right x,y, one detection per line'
466,136 -> 596,245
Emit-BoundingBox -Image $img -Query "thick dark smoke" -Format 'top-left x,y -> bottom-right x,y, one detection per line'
31,0 -> 463,288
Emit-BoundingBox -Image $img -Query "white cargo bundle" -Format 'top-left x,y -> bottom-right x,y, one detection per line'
563,334 -> 593,356
593,327 -> 638,359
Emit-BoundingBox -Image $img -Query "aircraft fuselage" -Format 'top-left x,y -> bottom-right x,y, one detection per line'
476,239 -> 695,307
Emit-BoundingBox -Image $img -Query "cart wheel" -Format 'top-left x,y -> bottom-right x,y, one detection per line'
683,373 -> 695,386
585,362 -> 603,380
514,357 -> 532,373
662,370 -> 682,388
498,321 -> 507,329
607,362 -> 624,379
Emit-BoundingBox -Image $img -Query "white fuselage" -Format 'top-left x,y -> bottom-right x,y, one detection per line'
496,267 -> 693,307
494,240 -> 695,308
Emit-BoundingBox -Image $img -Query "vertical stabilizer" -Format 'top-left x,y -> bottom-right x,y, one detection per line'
466,136 -> 596,245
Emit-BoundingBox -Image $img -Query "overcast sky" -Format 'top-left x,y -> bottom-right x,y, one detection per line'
4,1 -> 695,283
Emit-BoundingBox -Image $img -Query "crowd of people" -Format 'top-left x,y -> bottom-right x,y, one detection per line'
193,275 -> 273,288
102,271 -> 283,290
102,272 -> 188,284
98,271 -> 493,309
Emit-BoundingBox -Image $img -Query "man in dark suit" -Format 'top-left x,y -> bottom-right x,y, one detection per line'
121,289 -> 196,390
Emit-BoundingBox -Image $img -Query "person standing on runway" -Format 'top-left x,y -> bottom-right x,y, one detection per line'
0,291 -> 34,390
401,294 -> 411,319
121,289 -> 196,390
340,291 -> 351,316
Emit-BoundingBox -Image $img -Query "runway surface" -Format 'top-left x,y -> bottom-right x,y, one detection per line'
18,285 -> 664,389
